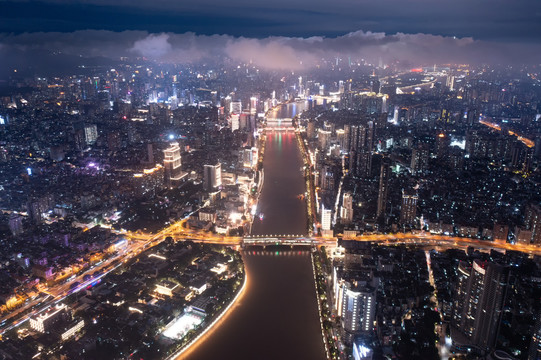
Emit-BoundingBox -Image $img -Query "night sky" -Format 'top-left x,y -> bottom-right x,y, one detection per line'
2,0 -> 541,41
1,0 -> 541,72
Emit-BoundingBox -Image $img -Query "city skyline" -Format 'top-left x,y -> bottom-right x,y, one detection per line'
1,1 -> 541,359
1,0 -> 541,80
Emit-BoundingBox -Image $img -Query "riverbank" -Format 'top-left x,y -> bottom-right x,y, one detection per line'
168,263 -> 248,360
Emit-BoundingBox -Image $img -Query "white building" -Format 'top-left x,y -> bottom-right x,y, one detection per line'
84,124 -> 98,145
204,163 -> 222,191
29,303 -> 84,341
321,204 -> 332,231
335,279 -> 376,334
230,101 -> 242,114
163,142 -> 182,188
340,192 -> 354,224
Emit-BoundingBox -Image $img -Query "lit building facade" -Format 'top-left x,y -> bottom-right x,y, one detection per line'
163,142 -> 182,188
204,163 -> 222,191
321,204 -> 332,231
84,124 -> 98,145
451,260 -> 509,350
400,190 -> 418,225
340,192 -> 354,224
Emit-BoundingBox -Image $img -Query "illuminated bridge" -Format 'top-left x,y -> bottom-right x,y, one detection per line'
266,118 -> 293,129
243,236 -> 317,247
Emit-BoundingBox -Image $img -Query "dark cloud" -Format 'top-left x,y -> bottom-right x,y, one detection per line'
0,30 -> 540,74
1,0 -> 541,41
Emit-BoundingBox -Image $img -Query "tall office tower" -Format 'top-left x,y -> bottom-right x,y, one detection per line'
163,142 -> 182,189
451,260 -> 509,350
340,192 -> 354,224
204,163 -> 222,191
376,158 -> 391,219
529,312 -> 541,360
525,203 -> 541,244
321,204 -> 332,231
84,124 -> 98,145
400,190 -> 418,225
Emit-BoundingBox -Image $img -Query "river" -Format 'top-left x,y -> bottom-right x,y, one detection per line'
181,101 -> 326,360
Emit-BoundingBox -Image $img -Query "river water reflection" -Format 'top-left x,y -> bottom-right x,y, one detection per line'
182,101 -> 325,360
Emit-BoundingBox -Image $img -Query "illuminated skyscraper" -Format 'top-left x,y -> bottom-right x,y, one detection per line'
163,142 -> 182,189
204,163 -> 222,191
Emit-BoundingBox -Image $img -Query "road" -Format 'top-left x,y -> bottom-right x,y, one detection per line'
5,212 -> 541,338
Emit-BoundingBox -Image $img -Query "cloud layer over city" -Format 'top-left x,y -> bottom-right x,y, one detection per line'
1,30 -> 539,74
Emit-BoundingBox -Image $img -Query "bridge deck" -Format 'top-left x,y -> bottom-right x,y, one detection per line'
243,236 -> 316,246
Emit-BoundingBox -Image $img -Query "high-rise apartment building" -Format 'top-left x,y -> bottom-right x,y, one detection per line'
321,204 -> 332,231
340,192 -> 354,224
525,203 -> 541,244
400,190 -> 418,225
84,124 -> 98,145
376,158 -> 391,219
335,277 -> 376,342
230,101 -> 242,115
451,260 -> 509,350
410,144 -> 429,174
